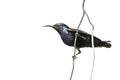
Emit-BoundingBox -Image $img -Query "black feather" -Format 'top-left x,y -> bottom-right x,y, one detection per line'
44,23 -> 111,48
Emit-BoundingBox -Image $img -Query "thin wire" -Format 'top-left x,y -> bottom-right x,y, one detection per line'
70,0 -> 95,80
90,30 -> 95,80
74,0 -> 86,57
70,0 -> 86,80
85,11 -> 95,80
69,56 -> 75,80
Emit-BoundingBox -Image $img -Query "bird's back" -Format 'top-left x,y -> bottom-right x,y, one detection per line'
61,28 -> 108,48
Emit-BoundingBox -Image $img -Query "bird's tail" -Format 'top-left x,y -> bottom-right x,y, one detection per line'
100,41 -> 111,48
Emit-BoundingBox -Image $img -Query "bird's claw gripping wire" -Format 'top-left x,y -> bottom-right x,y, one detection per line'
72,55 -> 77,59
72,48 -> 81,59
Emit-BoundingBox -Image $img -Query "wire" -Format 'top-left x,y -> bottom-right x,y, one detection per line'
69,56 -> 75,80
70,1 -> 86,80
90,30 -> 95,80
85,11 -> 95,80
70,0 -> 95,80
73,0 -> 86,57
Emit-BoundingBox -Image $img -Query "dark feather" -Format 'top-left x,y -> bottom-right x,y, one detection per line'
44,23 -> 111,48
67,28 -> 106,48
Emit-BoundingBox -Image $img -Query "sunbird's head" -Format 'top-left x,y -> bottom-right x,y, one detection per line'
43,23 -> 69,32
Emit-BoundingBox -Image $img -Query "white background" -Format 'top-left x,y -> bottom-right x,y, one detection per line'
0,0 -> 119,80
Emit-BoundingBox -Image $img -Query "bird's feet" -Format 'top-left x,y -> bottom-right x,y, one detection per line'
76,48 -> 81,55
76,52 -> 81,55
72,48 -> 81,59
72,53 -> 80,59
72,55 -> 77,60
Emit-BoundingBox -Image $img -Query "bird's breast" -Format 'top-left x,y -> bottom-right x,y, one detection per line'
60,31 -> 74,46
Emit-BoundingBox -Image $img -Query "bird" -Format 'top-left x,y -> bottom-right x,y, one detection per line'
43,23 -> 111,56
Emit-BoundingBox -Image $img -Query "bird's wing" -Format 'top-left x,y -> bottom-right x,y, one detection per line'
67,28 -> 91,40
67,28 -> 91,35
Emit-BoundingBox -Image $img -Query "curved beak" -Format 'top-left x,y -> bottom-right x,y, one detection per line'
43,25 -> 54,27
43,24 -> 58,30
